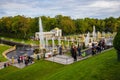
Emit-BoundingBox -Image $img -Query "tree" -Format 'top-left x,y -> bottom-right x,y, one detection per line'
60,16 -> 76,35
113,26 -> 120,61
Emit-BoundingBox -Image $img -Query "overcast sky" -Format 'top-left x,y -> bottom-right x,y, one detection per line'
0,0 -> 120,19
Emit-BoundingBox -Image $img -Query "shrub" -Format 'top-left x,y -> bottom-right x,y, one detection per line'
113,27 -> 120,61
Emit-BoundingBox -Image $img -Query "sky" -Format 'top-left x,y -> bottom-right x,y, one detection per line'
0,0 -> 120,19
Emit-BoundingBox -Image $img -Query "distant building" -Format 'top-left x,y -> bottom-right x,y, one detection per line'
51,27 -> 62,37
35,27 -> 62,40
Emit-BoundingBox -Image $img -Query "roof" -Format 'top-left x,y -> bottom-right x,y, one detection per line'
54,27 -> 60,30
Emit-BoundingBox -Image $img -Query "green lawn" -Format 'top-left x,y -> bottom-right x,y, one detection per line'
46,49 -> 120,80
0,36 -> 39,45
0,36 -> 74,46
0,60 -> 64,80
0,44 -> 11,61
0,49 -> 120,80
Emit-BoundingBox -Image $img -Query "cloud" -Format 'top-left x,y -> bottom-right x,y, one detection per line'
0,0 -> 120,19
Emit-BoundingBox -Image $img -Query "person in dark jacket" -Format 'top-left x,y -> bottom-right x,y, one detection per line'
77,44 -> 81,56
70,45 -> 74,58
73,45 -> 77,61
59,46 -> 62,55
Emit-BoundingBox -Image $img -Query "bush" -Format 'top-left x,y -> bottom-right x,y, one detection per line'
113,27 -> 120,61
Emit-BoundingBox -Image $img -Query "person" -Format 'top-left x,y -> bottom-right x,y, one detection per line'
70,45 -> 74,58
37,54 -> 40,60
11,56 -> 14,64
92,46 -> 96,55
59,46 -> 62,55
24,56 -> 28,66
25,59 -> 28,66
102,39 -> 105,50
17,57 -> 20,64
96,43 -> 101,53
73,45 -> 77,61
77,44 -> 81,56
4,63 -> 7,68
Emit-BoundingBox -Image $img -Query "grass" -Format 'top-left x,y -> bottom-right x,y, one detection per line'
0,36 -> 75,46
0,60 -> 64,80
0,44 -> 11,62
0,48 -> 120,80
46,49 -> 120,80
0,36 -> 39,45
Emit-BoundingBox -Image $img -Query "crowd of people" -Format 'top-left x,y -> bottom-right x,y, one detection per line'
3,62 -> 11,68
70,39 -> 106,61
17,55 -> 34,66
2,55 -> 34,68
91,39 -> 105,55
70,44 -> 81,61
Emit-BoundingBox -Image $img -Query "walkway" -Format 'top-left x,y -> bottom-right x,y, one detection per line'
46,48 -> 113,65
46,55 -> 91,65
0,59 -> 34,69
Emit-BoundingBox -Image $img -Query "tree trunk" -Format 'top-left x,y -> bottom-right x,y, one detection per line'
117,50 -> 120,61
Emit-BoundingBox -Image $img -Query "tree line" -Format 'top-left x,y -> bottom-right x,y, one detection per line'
0,15 -> 120,39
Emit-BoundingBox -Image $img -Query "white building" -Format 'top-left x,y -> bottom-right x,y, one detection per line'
35,27 -> 62,39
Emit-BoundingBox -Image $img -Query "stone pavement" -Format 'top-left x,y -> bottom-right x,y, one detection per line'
46,55 -> 92,65
0,59 -> 34,69
0,62 -> 5,69
46,48 -> 113,65
12,62 -> 34,69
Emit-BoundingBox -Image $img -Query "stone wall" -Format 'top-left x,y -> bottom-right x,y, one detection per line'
2,45 -> 16,59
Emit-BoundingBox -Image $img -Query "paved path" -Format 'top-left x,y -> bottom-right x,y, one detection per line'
46,55 -> 91,65
0,59 -> 34,69
46,48 -> 113,65
12,62 -> 34,69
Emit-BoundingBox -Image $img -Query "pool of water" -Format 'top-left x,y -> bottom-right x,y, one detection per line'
6,46 -> 60,59
6,46 -> 36,59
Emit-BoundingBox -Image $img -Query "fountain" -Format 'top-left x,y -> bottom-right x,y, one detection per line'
39,17 -> 45,49
102,31 -> 105,38
45,37 -> 48,49
92,26 -> 96,41
37,17 -> 46,58
58,37 -> 61,46
85,32 -> 90,47
52,37 -> 55,50
67,39 -> 70,48
97,31 -> 102,39
64,37 -> 67,44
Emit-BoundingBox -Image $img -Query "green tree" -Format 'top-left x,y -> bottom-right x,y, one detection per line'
113,26 -> 120,61
60,16 -> 76,35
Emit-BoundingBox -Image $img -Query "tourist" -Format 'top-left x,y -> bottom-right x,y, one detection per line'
21,56 -> 24,63
70,45 -> 74,58
19,56 -> 22,63
77,44 -> 81,56
25,59 -> 28,66
17,57 -> 20,64
24,56 -> 28,66
11,56 -> 14,64
73,45 -> 77,61
4,63 -> 7,68
92,46 -> 96,55
59,46 -> 62,55
37,54 -> 40,60
102,39 -> 105,50
28,56 -> 33,63
96,43 -> 102,53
